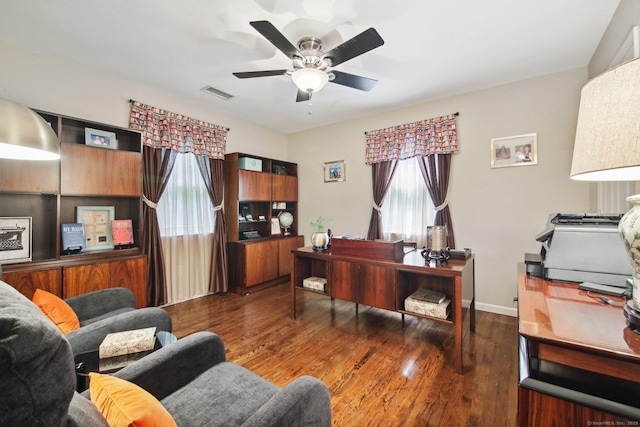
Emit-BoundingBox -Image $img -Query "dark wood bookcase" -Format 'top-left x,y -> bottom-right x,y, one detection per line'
224,152 -> 303,295
0,110 -> 147,307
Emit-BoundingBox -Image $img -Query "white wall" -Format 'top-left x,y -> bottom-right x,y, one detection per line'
0,42 -> 288,156
289,68 -> 592,316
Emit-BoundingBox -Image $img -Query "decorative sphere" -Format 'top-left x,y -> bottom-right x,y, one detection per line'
279,212 -> 294,227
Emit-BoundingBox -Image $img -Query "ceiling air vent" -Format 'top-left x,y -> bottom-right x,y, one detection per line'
201,85 -> 234,100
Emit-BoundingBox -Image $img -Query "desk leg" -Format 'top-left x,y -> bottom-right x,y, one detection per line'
291,252 -> 297,319
454,276 -> 463,374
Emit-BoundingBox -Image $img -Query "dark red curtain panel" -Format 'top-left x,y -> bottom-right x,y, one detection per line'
418,154 -> 455,249
141,146 -> 176,306
366,160 -> 398,240
197,157 -> 229,293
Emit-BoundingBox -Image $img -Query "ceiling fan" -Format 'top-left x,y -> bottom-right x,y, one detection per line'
233,20 -> 384,102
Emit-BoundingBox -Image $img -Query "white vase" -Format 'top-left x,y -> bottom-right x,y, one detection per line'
311,232 -> 329,251
619,194 -> 640,309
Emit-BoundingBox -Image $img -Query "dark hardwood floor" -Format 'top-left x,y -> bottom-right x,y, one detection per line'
163,282 -> 519,426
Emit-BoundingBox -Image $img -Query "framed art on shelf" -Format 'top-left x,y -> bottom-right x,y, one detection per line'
0,217 -> 32,264
490,133 -> 537,168
77,206 -> 115,251
85,127 -> 118,150
324,160 -> 346,182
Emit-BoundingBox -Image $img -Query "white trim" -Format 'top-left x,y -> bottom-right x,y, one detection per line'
463,299 -> 517,318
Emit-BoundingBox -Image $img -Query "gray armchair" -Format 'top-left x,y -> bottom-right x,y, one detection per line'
62,287 -> 172,355
0,281 -> 332,427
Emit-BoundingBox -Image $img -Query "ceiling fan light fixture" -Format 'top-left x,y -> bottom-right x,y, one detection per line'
291,68 -> 329,94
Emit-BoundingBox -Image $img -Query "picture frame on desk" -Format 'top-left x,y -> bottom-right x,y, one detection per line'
77,206 -> 114,251
85,127 -> 118,150
0,217 -> 32,264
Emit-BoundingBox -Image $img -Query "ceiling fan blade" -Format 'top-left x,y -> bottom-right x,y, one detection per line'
330,71 -> 378,91
296,90 -> 311,103
250,20 -> 302,59
323,28 -> 384,66
233,70 -> 289,79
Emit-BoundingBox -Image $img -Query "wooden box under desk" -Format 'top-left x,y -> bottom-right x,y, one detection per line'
290,245 -> 475,373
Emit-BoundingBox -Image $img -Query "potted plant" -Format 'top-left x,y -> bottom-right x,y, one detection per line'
308,215 -> 331,251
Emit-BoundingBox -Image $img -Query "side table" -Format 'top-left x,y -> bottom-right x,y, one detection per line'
75,330 -> 177,391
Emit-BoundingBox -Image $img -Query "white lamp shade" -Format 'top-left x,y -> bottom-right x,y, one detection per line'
291,69 -> 329,93
570,57 -> 640,181
0,98 -> 60,161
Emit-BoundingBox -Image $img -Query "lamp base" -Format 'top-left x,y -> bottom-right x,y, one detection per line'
623,300 -> 640,333
619,194 -> 640,310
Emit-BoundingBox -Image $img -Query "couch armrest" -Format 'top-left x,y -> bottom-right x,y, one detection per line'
111,331 -> 227,401
65,288 -> 137,321
242,376 -> 332,427
66,307 -> 172,355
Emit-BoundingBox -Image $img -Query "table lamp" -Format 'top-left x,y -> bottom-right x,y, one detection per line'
570,57 -> 640,320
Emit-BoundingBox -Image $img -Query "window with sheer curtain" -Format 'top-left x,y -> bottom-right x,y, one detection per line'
157,152 -> 215,304
381,157 -> 435,247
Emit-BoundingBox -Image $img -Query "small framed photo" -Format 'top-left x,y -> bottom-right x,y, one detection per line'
0,217 -> 32,264
85,127 -> 118,150
77,206 -> 115,251
271,218 -> 281,235
324,160 -> 346,182
490,133 -> 537,168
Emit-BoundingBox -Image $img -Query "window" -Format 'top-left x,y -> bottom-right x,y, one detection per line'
157,153 -> 215,303
381,158 -> 435,247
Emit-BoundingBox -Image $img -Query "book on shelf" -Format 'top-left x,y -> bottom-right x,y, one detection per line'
111,219 -> 134,246
408,288 -> 446,304
61,223 -> 86,252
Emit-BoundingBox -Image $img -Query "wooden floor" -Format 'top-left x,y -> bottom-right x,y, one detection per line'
163,282 -> 519,426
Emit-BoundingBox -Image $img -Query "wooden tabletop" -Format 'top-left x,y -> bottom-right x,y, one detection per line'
518,267 -> 640,363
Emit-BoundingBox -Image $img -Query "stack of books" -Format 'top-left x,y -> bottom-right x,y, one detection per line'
404,289 -> 451,319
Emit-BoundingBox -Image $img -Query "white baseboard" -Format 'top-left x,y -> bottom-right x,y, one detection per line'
462,299 -> 517,317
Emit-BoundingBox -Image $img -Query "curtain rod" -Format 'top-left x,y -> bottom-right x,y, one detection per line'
363,112 -> 459,135
128,99 -> 230,132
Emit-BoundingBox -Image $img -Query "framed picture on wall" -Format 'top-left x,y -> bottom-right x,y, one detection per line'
490,133 -> 537,168
324,160 -> 346,182
0,217 -> 32,264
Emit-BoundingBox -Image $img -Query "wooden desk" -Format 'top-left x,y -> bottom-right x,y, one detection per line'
517,266 -> 640,425
290,246 -> 475,373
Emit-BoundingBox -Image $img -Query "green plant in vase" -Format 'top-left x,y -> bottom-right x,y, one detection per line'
307,215 -> 331,251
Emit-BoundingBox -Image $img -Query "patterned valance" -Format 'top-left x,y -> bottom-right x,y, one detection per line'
365,113 -> 458,164
129,100 -> 227,160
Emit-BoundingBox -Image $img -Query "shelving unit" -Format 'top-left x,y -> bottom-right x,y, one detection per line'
224,152 -> 303,295
0,109 -> 147,307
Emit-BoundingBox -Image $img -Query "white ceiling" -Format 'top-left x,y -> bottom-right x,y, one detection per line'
0,0 -> 620,134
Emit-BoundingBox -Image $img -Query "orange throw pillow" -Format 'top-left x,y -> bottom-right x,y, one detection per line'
32,289 -> 80,333
89,372 -> 177,427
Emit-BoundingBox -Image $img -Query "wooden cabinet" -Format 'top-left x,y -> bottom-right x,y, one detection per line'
63,256 -> 147,307
272,174 -> 298,201
224,152 -> 302,295
0,109 -> 147,306
228,236 -> 303,295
